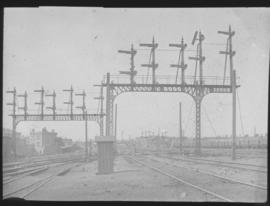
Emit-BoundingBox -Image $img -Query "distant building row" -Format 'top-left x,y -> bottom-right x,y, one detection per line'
132,134 -> 268,150
3,127 -> 83,162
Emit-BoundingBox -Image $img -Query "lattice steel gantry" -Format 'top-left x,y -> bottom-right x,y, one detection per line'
96,26 -> 240,158
6,86 -> 105,160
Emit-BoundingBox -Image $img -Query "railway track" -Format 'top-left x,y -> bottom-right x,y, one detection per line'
146,155 -> 267,190
154,153 -> 267,174
153,149 -> 267,159
3,157 -> 97,199
3,153 -> 84,170
182,155 -> 266,168
125,155 -> 267,202
3,162 -> 69,185
3,153 -> 85,185
3,162 -> 80,199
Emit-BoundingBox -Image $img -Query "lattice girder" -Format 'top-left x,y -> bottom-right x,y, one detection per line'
12,114 -> 103,126
107,83 -> 235,99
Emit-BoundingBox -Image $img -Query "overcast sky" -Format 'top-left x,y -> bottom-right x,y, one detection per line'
3,7 -> 270,141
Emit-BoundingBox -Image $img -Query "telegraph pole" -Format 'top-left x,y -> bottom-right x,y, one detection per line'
218,25 -> 236,85
179,102 -> 183,154
6,87 -> 17,159
34,86 -> 45,120
85,111 -> 88,160
218,25 -> 236,159
17,91 -> 28,120
75,90 -> 88,159
169,37 -> 187,84
45,90 -> 56,120
140,36 -> 159,86
63,86 -> 74,120
232,70 -> 237,160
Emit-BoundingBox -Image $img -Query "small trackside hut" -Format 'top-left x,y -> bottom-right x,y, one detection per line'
95,136 -> 115,174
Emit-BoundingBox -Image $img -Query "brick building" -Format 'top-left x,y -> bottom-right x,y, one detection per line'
29,128 -> 62,155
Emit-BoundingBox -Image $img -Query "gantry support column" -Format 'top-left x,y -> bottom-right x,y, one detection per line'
96,72 -> 115,174
106,73 -> 114,137
193,95 -> 203,156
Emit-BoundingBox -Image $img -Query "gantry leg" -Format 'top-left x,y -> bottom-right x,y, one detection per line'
105,74 -> 114,137
194,97 -> 202,156
106,88 -> 114,137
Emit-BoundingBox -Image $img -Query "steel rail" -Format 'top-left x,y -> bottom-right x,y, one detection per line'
3,153 -> 84,169
3,162 -> 67,185
21,163 -> 82,199
3,162 -> 80,199
148,156 -> 267,190
125,155 -> 234,202
4,157 -> 96,199
3,156 -> 85,185
4,154 -> 84,171
3,156 -> 83,177
182,155 -> 267,169
157,154 -> 267,173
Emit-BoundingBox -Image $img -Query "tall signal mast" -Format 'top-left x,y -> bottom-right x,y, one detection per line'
118,44 -> 137,88
140,36 -> 159,86
169,37 -> 187,84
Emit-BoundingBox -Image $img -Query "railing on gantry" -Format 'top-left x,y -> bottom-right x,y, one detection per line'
102,74 -> 240,86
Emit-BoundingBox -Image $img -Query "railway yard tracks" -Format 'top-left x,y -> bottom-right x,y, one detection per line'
124,154 -> 267,202
3,153 -> 94,199
3,151 -> 266,202
155,153 -> 267,173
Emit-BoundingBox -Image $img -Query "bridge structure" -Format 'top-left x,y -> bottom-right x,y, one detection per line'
95,25 -> 240,164
6,86 -> 105,160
